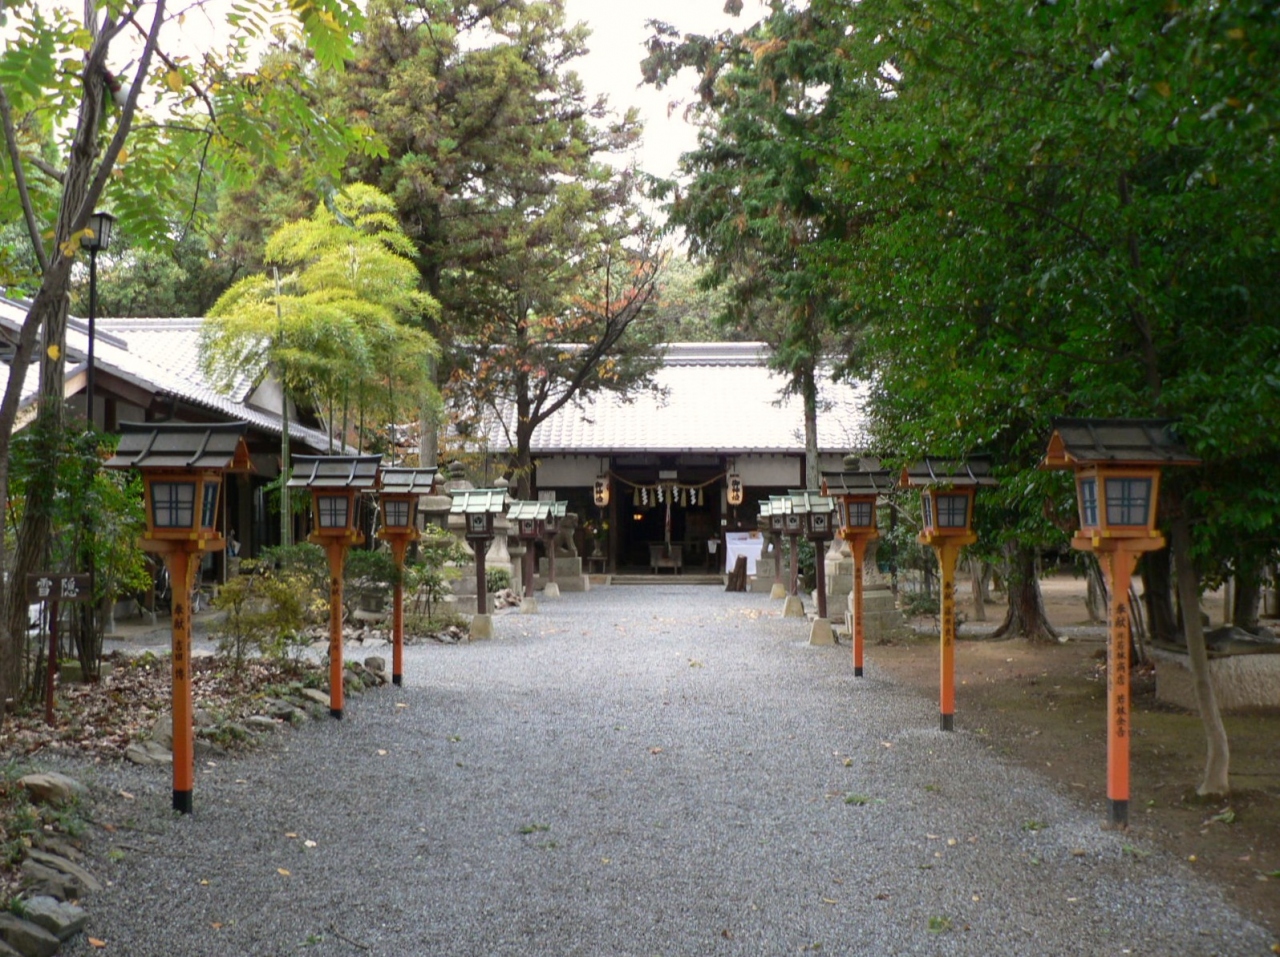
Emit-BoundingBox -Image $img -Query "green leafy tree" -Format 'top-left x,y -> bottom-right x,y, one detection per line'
0,0 -> 374,708
811,0 -> 1280,794
345,0 -> 664,487
642,4 -> 857,488
201,184 -> 439,540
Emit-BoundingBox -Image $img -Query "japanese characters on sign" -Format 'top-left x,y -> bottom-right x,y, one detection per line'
26,573 -> 92,603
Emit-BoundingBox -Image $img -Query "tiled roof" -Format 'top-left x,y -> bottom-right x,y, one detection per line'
1043,418 -> 1199,467
508,343 -> 868,455
0,295 -> 336,452
287,455 -> 382,490
105,422 -> 251,471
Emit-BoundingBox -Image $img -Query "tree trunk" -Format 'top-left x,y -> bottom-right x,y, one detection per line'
801,360 -> 819,490
969,557 -> 986,622
991,543 -> 1059,642
1170,507 -> 1231,797
1084,553 -> 1108,623
1141,548 -> 1179,644
1231,559 -> 1261,632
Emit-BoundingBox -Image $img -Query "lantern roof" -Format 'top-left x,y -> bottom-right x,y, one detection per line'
786,490 -> 835,514
105,422 -> 252,472
379,466 -> 439,495
287,455 -> 382,490
900,456 -> 998,488
821,469 -> 896,495
1041,418 -> 1199,470
767,495 -> 792,514
507,500 -> 554,522
449,487 -> 510,515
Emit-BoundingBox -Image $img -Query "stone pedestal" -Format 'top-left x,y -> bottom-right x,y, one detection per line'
783,595 -> 804,618
519,598 -> 538,614
537,556 -> 587,592
543,582 -> 561,599
1151,646 -> 1280,712
808,617 -> 835,646
848,585 -> 906,641
470,613 -> 493,639
770,582 -> 788,600
751,557 -> 778,593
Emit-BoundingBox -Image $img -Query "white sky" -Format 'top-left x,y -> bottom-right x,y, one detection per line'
563,0 -> 768,180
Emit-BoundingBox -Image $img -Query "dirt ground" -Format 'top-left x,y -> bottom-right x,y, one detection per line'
866,573 -> 1280,937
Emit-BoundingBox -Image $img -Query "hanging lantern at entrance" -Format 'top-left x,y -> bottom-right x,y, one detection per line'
593,474 -> 610,507
727,473 -> 744,506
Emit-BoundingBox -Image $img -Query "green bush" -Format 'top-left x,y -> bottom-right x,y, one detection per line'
486,567 -> 512,594
212,559 -> 314,672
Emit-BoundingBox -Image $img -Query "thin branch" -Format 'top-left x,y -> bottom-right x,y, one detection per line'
0,84 -> 50,272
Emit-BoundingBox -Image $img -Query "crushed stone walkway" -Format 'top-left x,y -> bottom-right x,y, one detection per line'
54,586 -> 1272,956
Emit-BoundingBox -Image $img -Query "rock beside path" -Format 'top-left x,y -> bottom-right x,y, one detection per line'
0,913 -> 60,957
16,774 -> 85,808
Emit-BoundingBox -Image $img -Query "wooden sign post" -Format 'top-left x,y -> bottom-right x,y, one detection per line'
27,573 -> 92,726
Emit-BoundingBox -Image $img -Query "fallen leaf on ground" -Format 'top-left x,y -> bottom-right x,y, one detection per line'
377,749 -> 388,756
304,840 -> 317,848
285,832 -> 298,838
649,747 -> 663,754
277,868 -> 291,877
88,940 -> 106,948
118,791 -> 133,800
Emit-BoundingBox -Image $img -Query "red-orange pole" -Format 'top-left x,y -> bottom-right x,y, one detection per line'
936,541 -> 961,731
1101,546 -> 1140,827
390,538 -> 408,688
849,538 -> 868,677
165,549 -> 194,814
326,541 -> 345,719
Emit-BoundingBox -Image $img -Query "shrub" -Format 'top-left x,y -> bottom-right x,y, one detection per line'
211,560 -> 314,672
486,567 -> 512,595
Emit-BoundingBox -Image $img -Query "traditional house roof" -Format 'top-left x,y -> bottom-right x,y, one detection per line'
0,293 -> 336,452
490,342 -> 868,456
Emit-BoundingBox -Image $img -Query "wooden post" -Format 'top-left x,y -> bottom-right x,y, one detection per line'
545,535 -> 557,586
475,540 -> 488,615
45,600 -> 58,727
934,540 -> 962,732
390,538 -> 409,688
850,538 -> 868,677
326,541 -> 345,719
1099,544 -> 1141,827
525,543 -> 536,599
814,539 -> 828,620
164,548 -> 195,814
788,534 -> 799,596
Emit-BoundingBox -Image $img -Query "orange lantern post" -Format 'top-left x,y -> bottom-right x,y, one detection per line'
822,467 -> 895,677
1041,418 -> 1198,827
289,455 -> 381,719
378,467 -> 438,687
106,423 -> 253,813
901,458 -> 997,732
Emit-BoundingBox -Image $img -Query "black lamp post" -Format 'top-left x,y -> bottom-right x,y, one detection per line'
80,211 -> 115,428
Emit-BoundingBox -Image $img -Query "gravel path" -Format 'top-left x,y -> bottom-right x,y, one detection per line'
51,586 -> 1273,957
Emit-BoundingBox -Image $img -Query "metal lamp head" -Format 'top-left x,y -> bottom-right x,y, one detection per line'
82,211 -> 116,252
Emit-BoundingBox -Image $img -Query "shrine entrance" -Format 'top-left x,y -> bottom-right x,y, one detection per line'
609,454 -> 724,573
